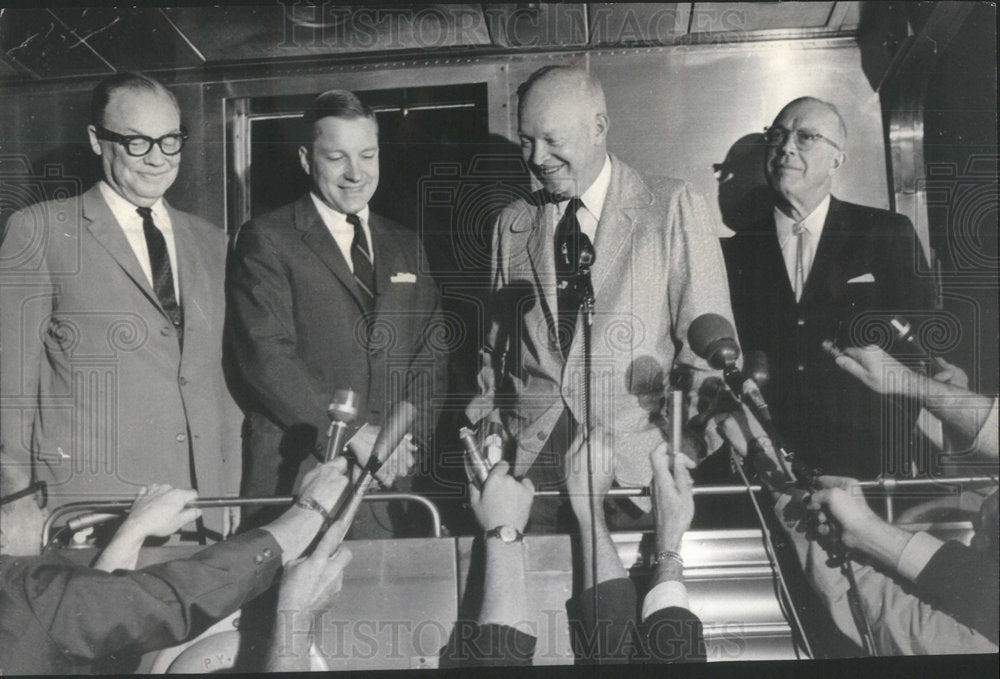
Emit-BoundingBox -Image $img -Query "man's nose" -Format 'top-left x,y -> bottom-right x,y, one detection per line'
344,157 -> 361,181
778,130 -> 798,155
143,143 -> 168,165
530,141 -> 549,167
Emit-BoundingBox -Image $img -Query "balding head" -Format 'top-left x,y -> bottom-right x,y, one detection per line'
516,66 -> 609,199
765,97 -> 848,219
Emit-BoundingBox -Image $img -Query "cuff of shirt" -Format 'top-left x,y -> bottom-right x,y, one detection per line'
972,397 -> 998,455
642,580 -> 690,621
896,530 -> 944,582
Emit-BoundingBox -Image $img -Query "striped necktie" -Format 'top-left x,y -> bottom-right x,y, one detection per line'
347,213 -> 375,311
136,206 -> 183,345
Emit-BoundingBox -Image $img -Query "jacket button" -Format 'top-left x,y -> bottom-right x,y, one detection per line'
254,554 -> 264,565
179,377 -> 188,386
536,432 -> 547,441
797,364 -> 805,372
176,433 -> 187,442
797,318 -> 805,326
262,548 -> 274,558
161,326 -> 172,336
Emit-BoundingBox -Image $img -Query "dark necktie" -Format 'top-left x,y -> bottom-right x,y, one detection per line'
554,197 -> 590,356
347,213 -> 375,312
136,206 -> 183,345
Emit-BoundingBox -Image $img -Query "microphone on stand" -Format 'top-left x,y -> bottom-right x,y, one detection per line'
325,389 -> 358,462
576,237 -> 596,326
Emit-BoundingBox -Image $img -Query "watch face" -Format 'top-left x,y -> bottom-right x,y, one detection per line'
499,525 -> 518,542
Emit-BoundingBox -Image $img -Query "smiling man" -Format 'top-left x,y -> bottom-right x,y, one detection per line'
724,97 -> 935,478
225,90 -> 445,535
466,66 -> 735,532
0,73 -> 242,535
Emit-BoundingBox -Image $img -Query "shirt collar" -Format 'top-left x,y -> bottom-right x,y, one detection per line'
98,180 -> 167,225
572,154 -> 612,222
310,192 -> 369,230
775,193 -> 831,247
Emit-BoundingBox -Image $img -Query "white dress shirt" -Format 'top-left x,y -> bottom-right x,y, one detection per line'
775,194 -> 831,298
310,193 -> 373,274
550,154 -> 612,244
98,181 -> 180,300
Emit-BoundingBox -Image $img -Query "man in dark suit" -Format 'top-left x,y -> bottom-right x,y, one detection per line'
0,73 -> 242,535
466,65 -> 735,531
724,97 -> 935,479
226,90 -> 446,533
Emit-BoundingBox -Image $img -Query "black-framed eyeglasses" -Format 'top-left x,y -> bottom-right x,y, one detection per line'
0,480 -> 47,509
93,124 -> 188,157
763,126 -> 841,152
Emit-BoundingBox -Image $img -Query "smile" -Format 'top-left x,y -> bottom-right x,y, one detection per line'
537,165 -> 563,177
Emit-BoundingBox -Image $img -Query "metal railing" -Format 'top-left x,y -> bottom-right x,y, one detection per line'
41,492 -> 443,548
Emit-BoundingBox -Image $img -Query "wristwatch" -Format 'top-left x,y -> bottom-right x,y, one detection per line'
485,525 -> 524,543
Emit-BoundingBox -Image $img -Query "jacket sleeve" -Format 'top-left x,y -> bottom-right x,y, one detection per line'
438,621 -> 537,667
914,540 -> 999,643
225,221 -> 331,435
23,529 -> 283,661
639,606 -> 707,663
0,208 -> 52,469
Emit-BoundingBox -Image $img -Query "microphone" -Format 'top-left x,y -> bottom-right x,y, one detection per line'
687,313 -> 778,435
458,426 -> 492,487
325,389 -> 358,462
576,237 -> 596,325
66,513 -> 119,532
688,313 -> 743,395
890,316 -> 935,364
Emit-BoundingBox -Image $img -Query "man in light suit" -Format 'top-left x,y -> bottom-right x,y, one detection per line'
723,97 -> 935,479
0,72 -> 242,534
466,66 -> 735,531
226,90 -> 446,534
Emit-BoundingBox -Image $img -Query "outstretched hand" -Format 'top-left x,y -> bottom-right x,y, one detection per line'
121,484 -> 201,540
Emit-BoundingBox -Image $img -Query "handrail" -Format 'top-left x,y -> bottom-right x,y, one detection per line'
41,492 -> 442,548
41,476 -> 994,547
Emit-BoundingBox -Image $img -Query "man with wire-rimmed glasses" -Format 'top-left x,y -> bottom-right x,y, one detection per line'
723,96 -> 935,482
0,72 -> 243,538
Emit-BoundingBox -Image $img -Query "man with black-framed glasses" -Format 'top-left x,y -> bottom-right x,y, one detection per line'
723,96 -> 935,479
0,72 -> 243,537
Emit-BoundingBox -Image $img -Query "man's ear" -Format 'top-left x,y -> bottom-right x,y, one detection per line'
87,125 -> 102,156
593,112 -> 609,144
831,150 -> 846,173
298,145 -> 311,175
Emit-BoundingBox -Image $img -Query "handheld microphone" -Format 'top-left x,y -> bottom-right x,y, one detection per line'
326,389 -> 358,462
458,426 -> 492,487
890,316 -> 935,364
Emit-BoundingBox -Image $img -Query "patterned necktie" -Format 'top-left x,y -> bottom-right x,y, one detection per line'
136,206 -> 183,344
554,197 -> 590,356
347,213 -> 375,312
792,221 -> 808,302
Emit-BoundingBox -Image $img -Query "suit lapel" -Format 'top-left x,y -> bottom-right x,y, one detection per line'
369,213 -> 393,307
521,199 -> 560,343
590,156 -> 640,301
563,156 -> 641,363
81,185 -> 164,315
167,204 -> 200,320
294,195 -> 367,313
800,197 -> 844,307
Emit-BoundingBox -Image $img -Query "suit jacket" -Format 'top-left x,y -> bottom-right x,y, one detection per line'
724,197 -> 935,478
225,194 -> 446,498
572,578 -> 706,663
0,528 -> 282,675
915,540 -> 999,643
467,155 -> 735,487
0,185 -> 242,528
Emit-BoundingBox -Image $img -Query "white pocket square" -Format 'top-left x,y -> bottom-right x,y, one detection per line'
847,273 -> 875,284
390,272 -> 417,283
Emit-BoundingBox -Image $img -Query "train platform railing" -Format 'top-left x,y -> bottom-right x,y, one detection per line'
38,476 -> 993,669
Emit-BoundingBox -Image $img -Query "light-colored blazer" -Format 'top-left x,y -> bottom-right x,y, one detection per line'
468,155 -> 736,489
1,184 -> 242,527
